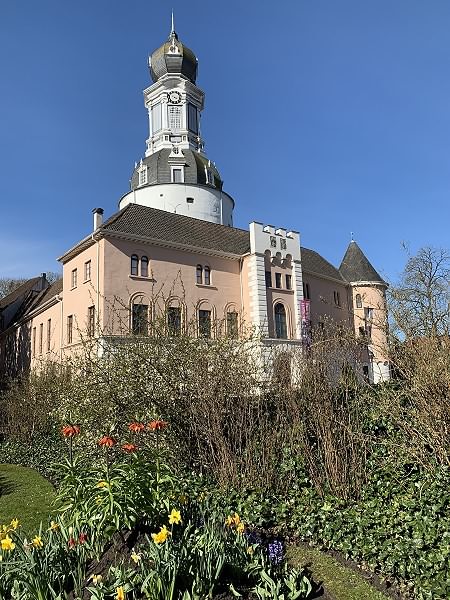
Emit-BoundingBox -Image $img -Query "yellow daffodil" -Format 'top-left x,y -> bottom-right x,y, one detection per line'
130,550 -> 141,564
1,536 -> 15,551
10,519 -> 19,530
168,509 -> 181,525
32,536 -> 43,548
96,481 -> 109,488
91,574 -> 103,585
116,585 -> 125,600
247,546 -> 254,555
48,521 -> 59,532
96,496 -> 103,504
233,513 -> 241,525
236,522 -> 245,534
151,525 -> 170,544
225,515 -> 234,527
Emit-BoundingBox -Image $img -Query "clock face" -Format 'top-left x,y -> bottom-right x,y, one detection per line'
168,91 -> 182,104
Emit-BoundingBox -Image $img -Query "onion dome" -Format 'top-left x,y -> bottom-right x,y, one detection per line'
130,149 -> 223,190
149,23 -> 198,84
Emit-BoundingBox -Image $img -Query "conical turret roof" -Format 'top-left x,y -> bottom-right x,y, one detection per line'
339,241 -> 386,284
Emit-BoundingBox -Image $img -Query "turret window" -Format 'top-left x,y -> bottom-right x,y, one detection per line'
171,167 -> 184,183
205,168 -> 214,185
168,105 -> 182,131
274,303 -> 288,339
188,103 -> 198,133
138,166 -> 148,186
151,103 -> 162,133
355,293 -> 362,308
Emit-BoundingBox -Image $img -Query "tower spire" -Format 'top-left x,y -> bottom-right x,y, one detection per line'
171,9 -> 175,35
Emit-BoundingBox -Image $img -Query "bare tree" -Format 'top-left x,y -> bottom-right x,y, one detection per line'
388,246 -> 449,339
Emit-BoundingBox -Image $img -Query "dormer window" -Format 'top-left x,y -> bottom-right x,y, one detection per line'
138,166 -> 148,186
171,166 -> 184,183
188,103 -> 198,133
205,168 -> 214,185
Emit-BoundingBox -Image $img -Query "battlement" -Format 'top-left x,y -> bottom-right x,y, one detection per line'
249,222 -> 301,261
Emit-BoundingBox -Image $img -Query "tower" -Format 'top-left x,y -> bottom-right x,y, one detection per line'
119,19 -> 235,226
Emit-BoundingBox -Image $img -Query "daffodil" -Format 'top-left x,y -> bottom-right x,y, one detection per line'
1,536 -> 15,551
91,574 -> 103,585
151,525 -> 170,544
10,518 -> 19,530
116,586 -> 125,600
236,522 -> 245,534
232,512 -> 241,525
96,480 -> 109,488
32,535 -> 43,548
168,509 -> 181,525
225,515 -> 234,527
48,521 -> 59,532
130,550 -> 142,564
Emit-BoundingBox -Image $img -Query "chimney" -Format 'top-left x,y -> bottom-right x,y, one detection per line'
92,208 -> 104,230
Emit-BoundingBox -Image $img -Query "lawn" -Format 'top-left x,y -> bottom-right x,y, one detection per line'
0,463 -> 55,534
288,544 -> 391,600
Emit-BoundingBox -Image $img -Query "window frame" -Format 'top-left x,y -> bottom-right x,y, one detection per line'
265,270 -> 272,288
141,256 -> 149,278
171,166 -> 184,183
39,323 -> 43,355
187,103 -> 198,133
303,281 -> 310,300
87,305 -> 95,337
138,166 -> 148,187
84,260 -> 92,282
32,326 -> 36,357
67,315 -> 73,345
132,303 -> 149,336
71,268 -> 77,289
198,309 -> 212,338
196,264 -> 203,285
167,305 -> 182,336
275,272 -> 282,289
355,293 -> 362,309
285,274 -> 292,290
47,318 -> 51,352
131,254 -> 139,276
204,265 -> 211,286
226,311 -> 239,338
274,303 -> 288,339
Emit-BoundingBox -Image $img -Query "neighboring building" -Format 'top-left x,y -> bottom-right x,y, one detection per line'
0,23 -> 390,384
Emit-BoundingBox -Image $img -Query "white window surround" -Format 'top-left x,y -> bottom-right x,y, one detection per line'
171,165 -> 184,183
138,166 -> 148,187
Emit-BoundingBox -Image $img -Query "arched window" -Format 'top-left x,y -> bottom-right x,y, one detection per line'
196,264 -> 203,284
141,256 -> 149,277
204,266 -> 211,285
167,305 -> 182,336
132,302 -> 148,335
131,254 -> 139,276
355,293 -> 362,308
226,311 -> 238,338
274,303 -> 287,339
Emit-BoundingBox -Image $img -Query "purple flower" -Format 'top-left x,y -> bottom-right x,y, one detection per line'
267,540 -> 284,565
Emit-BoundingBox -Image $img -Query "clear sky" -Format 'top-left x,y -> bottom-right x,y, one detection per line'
1,0 -> 449,283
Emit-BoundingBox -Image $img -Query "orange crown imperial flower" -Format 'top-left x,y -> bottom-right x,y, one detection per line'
61,424 -> 80,438
98,435 -> 117,447
128,422 -> 145,433
148,420 -> 168,431
122,443 -> 138,453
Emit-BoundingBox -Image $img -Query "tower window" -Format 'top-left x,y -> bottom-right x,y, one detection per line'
168,105 -> 182,131
188,103 -> 198,133
285,274 -> 292,290
141,256 -> 149,278
131,254 -> 139,276
186,197 -> 194,204
206,168 -> 214,185
138,166 -> 148,186
151,103 -> 162,133
171,167 -> 184,183
274,303 -> 287,339
356,293 -> 362,308
275,273 -> 282,289
265,271 -> 272,288
198,309 -> 212,338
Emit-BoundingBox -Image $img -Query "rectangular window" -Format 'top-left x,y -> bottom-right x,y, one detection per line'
167,306 -> 182,336
32,326 -> 36,357
364,307 -> 374,320
303,282 -> 310,300
84,260 -> 91,282
333,291 -> 341,306
132,304 -> 148,335
265,271 -> 272,288
226,311 -> 238,338
188,103 -> 198,133
275,272 -> 282,289
206,169 -> 214,185
47,319 -> 51,352
168,105 -> 182,131
172,168 -> 183,183
285,274 -> 292,290
71,268 -> 77,289
138,167 -> 148,186
198,309 -> 211,338
87,305 -> 95,337
39,323 -> 43,354
67,315 -> 73,344
151,103 -> 162,132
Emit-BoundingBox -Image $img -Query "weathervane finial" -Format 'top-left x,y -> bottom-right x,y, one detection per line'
350,232 -> 354,242
171,9 -> 175,35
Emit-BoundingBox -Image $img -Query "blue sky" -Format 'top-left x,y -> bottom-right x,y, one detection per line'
1,0 -> 449,283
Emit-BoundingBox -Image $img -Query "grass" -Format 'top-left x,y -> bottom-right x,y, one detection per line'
0,464 -> 55,535
288,544 -> 391,600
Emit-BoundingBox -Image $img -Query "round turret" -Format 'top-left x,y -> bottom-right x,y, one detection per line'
149,30 -> 198,84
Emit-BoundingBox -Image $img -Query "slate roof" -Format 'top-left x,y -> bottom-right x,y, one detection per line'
101,204 -> 251,256
301,248 -> 346,282
0,277 -> 41,310
339,241 -> 385,283
32,279 -> 63,309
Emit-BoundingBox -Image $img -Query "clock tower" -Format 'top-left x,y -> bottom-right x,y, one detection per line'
119,19 -> 235,226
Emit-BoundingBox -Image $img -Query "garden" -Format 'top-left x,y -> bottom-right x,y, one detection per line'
0,318 -> 448,600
